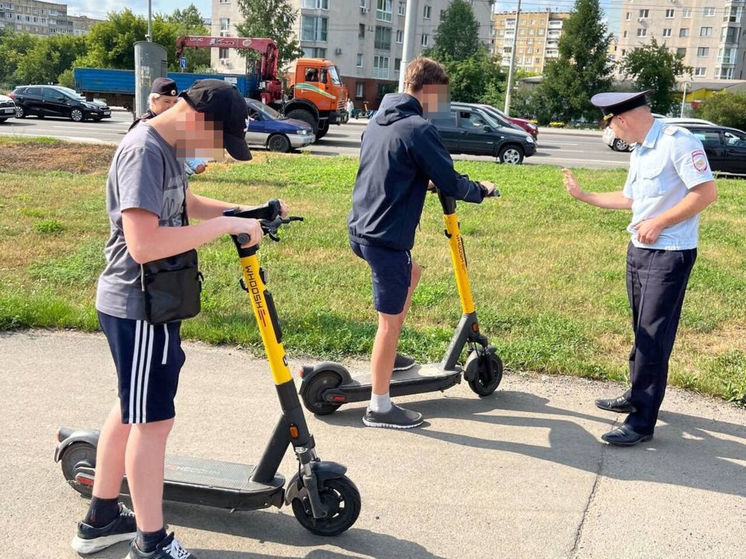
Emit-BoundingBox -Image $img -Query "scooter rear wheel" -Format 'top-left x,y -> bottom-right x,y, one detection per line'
301,370 -> 343,415
466,350 -> 503,397
60,441 -> 96,497
291,476 -> 361,536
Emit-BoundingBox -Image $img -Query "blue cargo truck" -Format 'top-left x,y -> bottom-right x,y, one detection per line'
74,68 -> 259,114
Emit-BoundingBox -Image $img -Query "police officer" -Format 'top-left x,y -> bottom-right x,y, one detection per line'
562,90 -> 717,446
128,77 -> 179,131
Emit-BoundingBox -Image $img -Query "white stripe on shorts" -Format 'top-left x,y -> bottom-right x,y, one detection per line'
141,324 -> 154,423
162,324 -> 169,366
128,320 -> 142,424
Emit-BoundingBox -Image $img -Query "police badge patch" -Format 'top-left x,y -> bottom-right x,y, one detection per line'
691,150 -> 708,173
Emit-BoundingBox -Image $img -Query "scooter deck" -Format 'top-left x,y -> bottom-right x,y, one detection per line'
161,455 -> 285,510
340,363 -> 462,402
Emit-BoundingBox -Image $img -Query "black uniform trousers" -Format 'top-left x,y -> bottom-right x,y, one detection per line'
622,243 -> 696,435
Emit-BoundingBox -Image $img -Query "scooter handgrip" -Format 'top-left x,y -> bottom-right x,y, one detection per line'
236,233 -> 250,245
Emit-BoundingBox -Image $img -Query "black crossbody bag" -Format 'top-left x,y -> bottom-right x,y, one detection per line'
140,193 -> 203,325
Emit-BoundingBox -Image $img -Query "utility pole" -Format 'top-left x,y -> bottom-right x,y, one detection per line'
146,0 -> 152,41
504,0 -> 521,115
399,0 -> 419,92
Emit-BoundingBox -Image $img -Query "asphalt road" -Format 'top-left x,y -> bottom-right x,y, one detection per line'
0,110 -> 631,170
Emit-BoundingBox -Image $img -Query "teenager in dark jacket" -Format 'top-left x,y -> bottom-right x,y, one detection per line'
348,57 -> 495,429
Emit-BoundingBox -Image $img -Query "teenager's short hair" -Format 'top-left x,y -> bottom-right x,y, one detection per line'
404,57 -> 449,92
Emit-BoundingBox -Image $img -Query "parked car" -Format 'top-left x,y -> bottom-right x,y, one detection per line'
451,102 -> 538,140
0,93 -> 15,123
10,84 -> 111,121
678,124 -> 746,176
660,117 -> 716,127
602,125 -> 633,152
431,104 -> 536,164
244,98 -> 314,152
474,103 -> 538,140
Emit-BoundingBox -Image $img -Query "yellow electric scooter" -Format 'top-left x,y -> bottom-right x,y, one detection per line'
55,200 -> 360,536
299,189 -> 503,415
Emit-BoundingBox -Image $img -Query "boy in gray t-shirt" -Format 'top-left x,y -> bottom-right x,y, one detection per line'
71,80 -> 287,559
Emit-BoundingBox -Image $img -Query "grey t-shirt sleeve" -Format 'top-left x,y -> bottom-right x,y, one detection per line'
116,145 -> 165,216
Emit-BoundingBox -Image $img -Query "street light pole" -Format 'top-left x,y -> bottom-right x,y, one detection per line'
680,81 -> 689,117
504,0 -> 522,116
399,0 -> 419,92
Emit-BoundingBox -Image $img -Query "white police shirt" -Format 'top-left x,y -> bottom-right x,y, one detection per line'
623,119 -> 713,250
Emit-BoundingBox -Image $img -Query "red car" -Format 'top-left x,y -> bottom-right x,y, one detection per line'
475,104 -> 539,140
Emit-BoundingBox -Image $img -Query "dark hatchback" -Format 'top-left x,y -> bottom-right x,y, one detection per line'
431,104 -> 536,164
10,85 -> 111,122
681,125 -> 746,177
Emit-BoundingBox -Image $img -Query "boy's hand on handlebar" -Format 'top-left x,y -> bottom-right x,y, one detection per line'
225,217 -> 264,247
481,181 -> 496,196
277,199 -> 289,218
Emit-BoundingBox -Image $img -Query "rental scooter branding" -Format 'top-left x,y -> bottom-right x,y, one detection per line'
245,265 -> 268,328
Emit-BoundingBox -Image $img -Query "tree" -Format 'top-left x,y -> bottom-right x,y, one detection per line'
14,34 -> 87,85
619,38 -> 689,116
165,4 -> 211,72
234,0 -> 303,70
423,0 -> 504,105
427,0 -> 481,61
444,50 -> 504,104
77,9 -> 186,71
531,0 -> 613,124
0,30 -> 39,87
698,92 -> 746,130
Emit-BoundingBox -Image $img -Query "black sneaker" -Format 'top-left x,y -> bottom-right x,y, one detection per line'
363,404 -> 423,429
71,503 -> 136,554
392,353 -> 415,372
128,532 -> 197,559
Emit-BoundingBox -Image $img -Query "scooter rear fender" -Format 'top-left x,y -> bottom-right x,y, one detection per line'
284,460 -> 348,505
300,362 -> 352,388
54,428 -> 100,463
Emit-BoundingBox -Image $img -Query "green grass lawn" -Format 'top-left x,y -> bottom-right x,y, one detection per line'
1,138 -> 744,405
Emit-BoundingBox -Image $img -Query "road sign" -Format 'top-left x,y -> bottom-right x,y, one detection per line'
179,57 -> 187,69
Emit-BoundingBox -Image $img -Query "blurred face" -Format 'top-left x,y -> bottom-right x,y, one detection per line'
608,113 -> 629,142
175,109 -> 225,161
150,94 -> 179,115
419,83 -> 450,117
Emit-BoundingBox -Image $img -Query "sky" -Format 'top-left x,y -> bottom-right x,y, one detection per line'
66,0 -> 620,34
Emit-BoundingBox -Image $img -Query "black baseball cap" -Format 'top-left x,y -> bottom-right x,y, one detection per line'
180,79 -> 251,161
151,77 -> 178,96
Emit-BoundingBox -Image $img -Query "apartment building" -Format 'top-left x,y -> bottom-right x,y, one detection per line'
492,10 -> 570,75
616,1 -> 746,80
211,0 -> 494,107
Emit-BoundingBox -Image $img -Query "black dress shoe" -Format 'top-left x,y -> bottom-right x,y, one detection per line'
595,395 -> 636,413
601,424 -> 653,447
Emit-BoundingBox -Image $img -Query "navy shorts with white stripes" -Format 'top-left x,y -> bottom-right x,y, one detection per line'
98,311 -> 186,424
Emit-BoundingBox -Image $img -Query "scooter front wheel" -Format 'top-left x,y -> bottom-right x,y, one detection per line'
466,349 -> 503,397
60,441 -> 97,497
291,476 -> 361,536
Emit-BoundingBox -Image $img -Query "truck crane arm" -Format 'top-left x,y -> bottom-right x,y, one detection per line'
175,36 -> 279,82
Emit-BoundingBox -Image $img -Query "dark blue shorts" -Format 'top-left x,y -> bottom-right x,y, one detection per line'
98,311 -> 186,424
351,241 -> 411,315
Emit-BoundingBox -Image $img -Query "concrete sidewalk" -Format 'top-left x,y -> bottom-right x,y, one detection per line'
1,330 -> 743,559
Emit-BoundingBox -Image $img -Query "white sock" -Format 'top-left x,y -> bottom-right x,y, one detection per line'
369,392 -> 392,413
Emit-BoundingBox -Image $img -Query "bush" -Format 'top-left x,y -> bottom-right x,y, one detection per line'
699,92 -> 746,131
